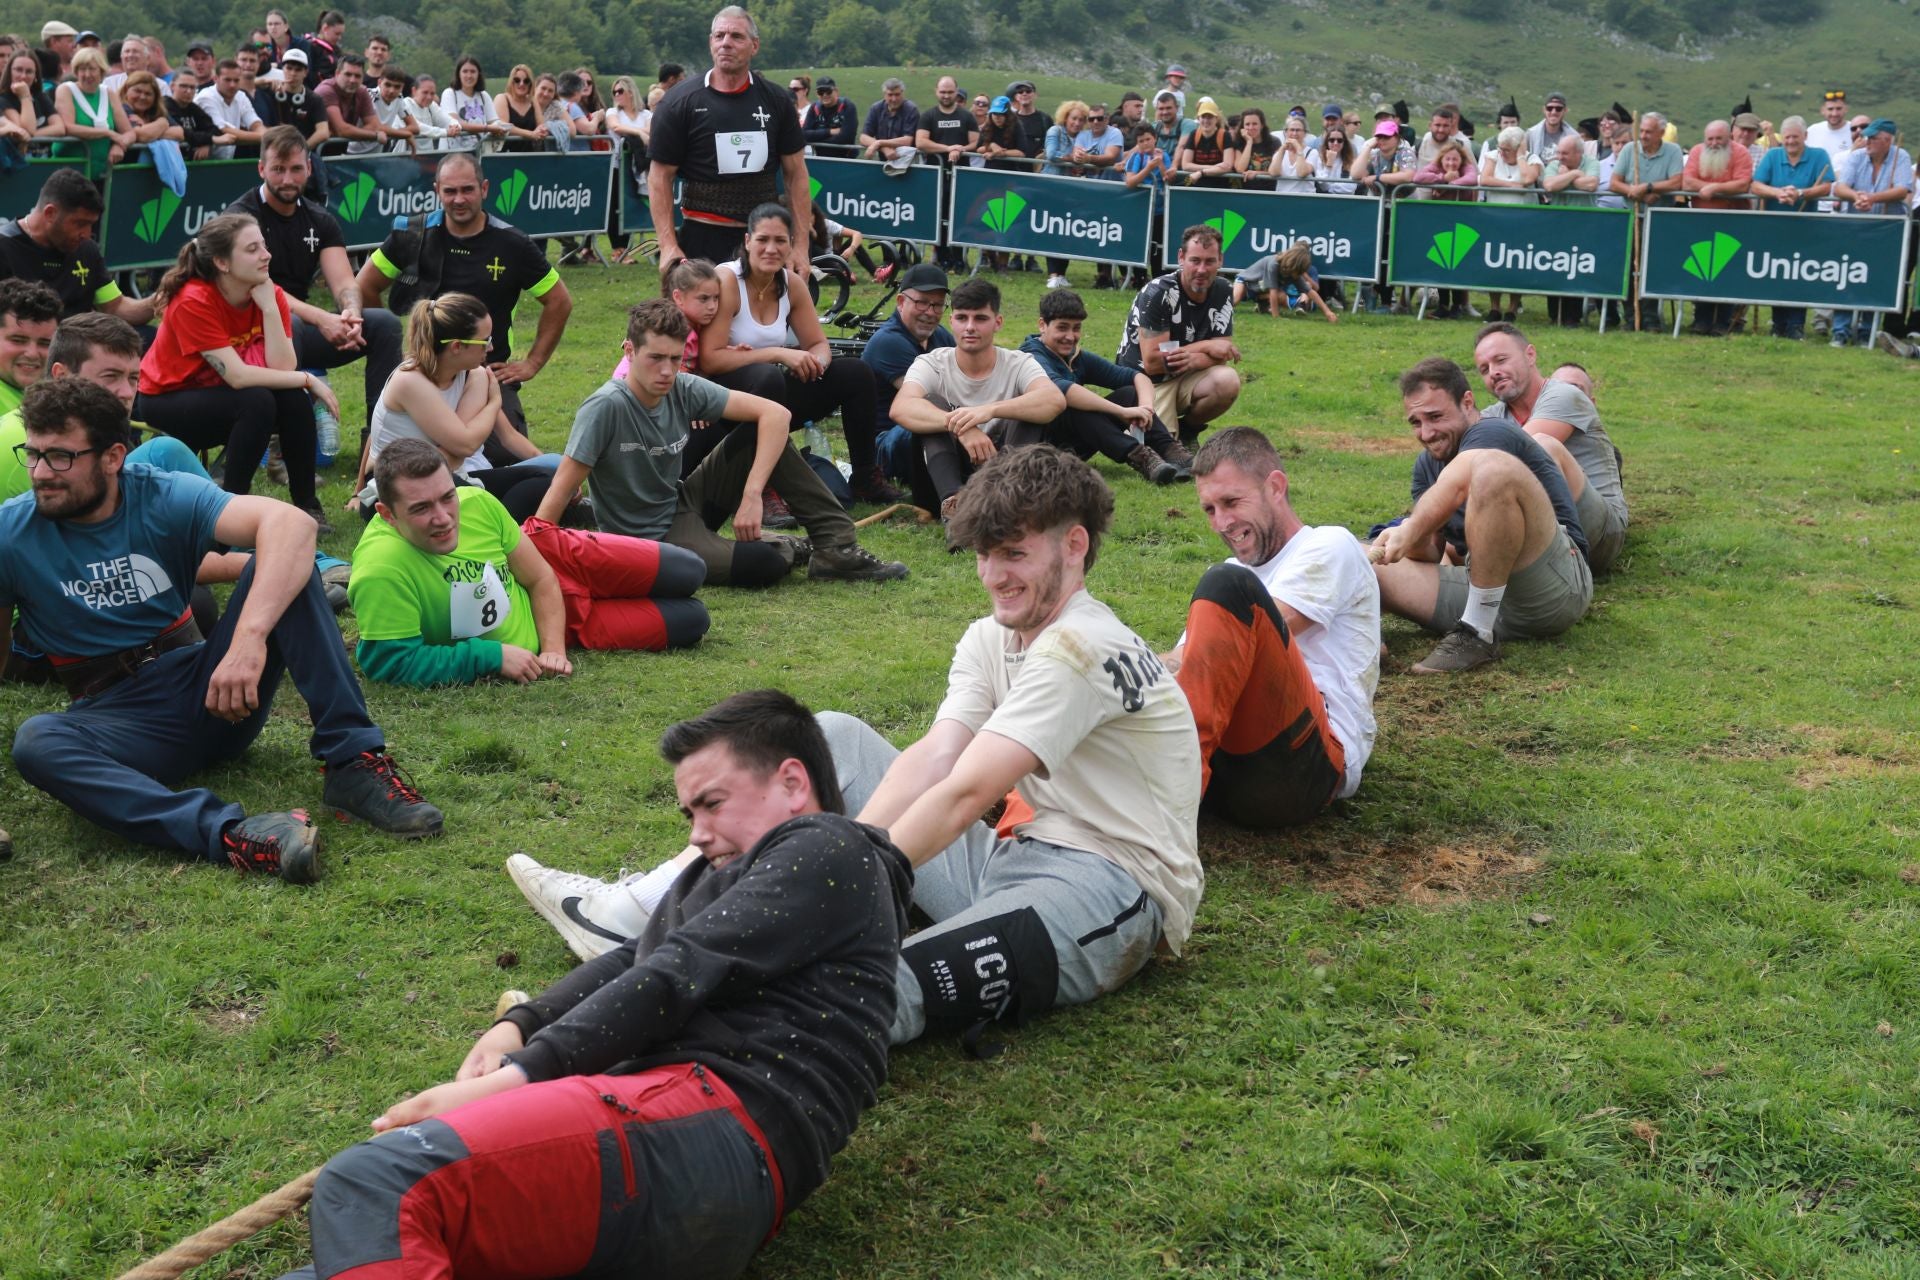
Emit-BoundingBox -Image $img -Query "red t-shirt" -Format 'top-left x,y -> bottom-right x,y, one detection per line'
139,278 -> 295,395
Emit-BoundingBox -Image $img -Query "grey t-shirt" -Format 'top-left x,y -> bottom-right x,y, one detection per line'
1412,416 -> 1588,560
563,374 -> 730,539
1484,381 -> 1626,530
901,347 -> 1049,436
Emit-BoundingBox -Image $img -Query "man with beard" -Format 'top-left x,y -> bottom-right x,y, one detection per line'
1117,224 -> 1241,449
2,378 -> 444,880
1681,120 -> 1754,336
1161,427 -> 1379,829
229,127 -> 402,447
860,263 -> 954,483
0,171 -> 157,325
1371,358 -> 1591,674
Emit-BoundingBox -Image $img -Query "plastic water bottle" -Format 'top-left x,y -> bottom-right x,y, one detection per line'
802,421 -> 831,459
312,379 -> 340,468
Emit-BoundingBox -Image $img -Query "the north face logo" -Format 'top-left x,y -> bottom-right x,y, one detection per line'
60,554 -> 175,609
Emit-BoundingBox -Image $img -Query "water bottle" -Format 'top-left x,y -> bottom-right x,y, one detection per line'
311,377 -> 340,467
802,421 -> 831,459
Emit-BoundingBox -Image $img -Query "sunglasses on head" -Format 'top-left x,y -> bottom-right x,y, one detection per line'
1825,91 -> 1846,101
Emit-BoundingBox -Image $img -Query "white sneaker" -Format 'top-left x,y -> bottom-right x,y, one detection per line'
1046,274 -> 1069,289
506,854 -> 642,961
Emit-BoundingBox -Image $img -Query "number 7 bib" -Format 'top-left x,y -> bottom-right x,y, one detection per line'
717,129 -> 769,175
450,561 -> 512,639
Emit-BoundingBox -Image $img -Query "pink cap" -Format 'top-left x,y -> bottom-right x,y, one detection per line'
1374,120 -> 1399,137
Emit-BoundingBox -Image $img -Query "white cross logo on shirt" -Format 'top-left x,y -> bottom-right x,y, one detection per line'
750,105 -> 771,127
302,228 -> 321,253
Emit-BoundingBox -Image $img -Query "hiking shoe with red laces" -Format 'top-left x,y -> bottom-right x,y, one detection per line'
761,488 -> 800,530
323,751 -> 445,838
223,810 -> 320,883
850,465 -> 906,504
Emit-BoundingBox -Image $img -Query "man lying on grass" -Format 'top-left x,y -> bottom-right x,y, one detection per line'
274,689 -> 913,1280
349,439 -> 710,686
1162,427 -> 1381,828
510,447 -> 1204,1050
1371,357 -> 1593,675
0,379 -> 441,883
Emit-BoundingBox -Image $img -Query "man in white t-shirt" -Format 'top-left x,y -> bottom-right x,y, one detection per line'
195,58 -> 264,159
1164,428 -> 1379,828
506,446 -> 1204,1050
889,276 -> 1065,517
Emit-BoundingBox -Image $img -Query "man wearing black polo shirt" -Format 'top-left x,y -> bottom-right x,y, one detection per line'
0,170 -> 156,326
229,126 -> 400,440
647,6 -> 809,274
357,151 -> 572,447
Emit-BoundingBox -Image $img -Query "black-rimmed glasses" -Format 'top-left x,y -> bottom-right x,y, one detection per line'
14,443 -> 98,471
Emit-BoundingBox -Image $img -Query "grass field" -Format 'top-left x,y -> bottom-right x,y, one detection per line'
3,250 -> 1918,1278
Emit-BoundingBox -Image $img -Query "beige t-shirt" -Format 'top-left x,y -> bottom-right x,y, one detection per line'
935,589 -> 1204,953
901,346 -> 1048,437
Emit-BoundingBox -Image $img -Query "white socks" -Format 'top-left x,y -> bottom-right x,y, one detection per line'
592,854 -> 694,937
1461,584 -> 1506,643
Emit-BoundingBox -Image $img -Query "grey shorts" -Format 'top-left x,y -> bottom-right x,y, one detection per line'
1575,483 -> 1627,576
1432,524 -> 1593,639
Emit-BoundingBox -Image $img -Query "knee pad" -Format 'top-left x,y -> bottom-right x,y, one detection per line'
1192,562 -> 1287,639
902,906 -> 1060,1045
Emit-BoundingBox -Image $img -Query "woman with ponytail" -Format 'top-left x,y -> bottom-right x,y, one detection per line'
350,293 -> 559,522
136,212 -> 337,522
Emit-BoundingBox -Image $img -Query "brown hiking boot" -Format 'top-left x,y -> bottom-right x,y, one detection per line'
1159,437 -> 1195,479
808,542 -> 910,582
851,466 -> 906,504
1410,623 -> 1502,675
1126,443 -> 1178,485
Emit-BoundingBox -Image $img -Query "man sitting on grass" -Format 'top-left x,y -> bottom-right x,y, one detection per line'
1371,357 -> 1592,675
1472,323 -> 1628,574
273,688 -> 914,1280
535,299 -> 906,588
1018,286 -> 1191,486
1117,224 -> 1242,449
511,447 -> 1203,1052
349,439 -> 710,687
2,379 -> 442,883
1163,428 -> 1380,828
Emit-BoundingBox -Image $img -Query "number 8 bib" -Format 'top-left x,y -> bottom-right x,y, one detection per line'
450,561 -> 512,639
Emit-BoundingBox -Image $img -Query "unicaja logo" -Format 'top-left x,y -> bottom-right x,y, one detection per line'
1683,231 -> 1740,282
1205,209 -> 1248,251
337,172 -> 377,223
807,177 -> 822,202
980,190 -> 1026,233
493,168 -> 529,216
133,190 -> 183,244
1427,223 -> 1480,271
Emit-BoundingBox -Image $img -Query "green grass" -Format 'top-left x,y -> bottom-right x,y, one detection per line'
3,252 -> 1918,1278
777,0 -> 1920,143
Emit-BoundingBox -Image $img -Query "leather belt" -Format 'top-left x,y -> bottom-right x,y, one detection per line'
49,609 -> 203,703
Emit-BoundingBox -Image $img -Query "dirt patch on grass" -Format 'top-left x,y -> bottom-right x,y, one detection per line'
1206,824 -> 1540,908
1291,428 -> 1415,457
1690,724 -> 1918,788
195,997 -> 264,1034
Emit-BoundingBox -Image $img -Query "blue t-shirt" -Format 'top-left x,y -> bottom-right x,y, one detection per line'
861,311 -> 955,430
1753,145 -> 1835,210
0,463 -> 230,657
1410,417 -> 1587,561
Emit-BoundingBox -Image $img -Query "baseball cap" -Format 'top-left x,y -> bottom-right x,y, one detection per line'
815,75 -> 835,89
1166,63 -> 1187,77
280,47 -> 309,65
1732,112 -> 1760,130
77,30 -> 99,44
1545,92 -> 1567,106
1195,96 -> 1220,118
1322,103 -> 1342,118
186,39 -> 214,54
897,263 -> 950,294
1006,80 -> 1034,95
989,95 -> 1011,114
1862,117 -> 1899,139
1374,120 -> 1399,137
41,20 -> 78,40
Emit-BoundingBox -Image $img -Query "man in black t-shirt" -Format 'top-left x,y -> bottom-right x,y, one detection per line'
1372,357 -> 1592,674
358,152 -> 572,447
1007,79 -> 1051,160
916,76 -> 977,165
1116,224 -> 1241,447
228,127 -> 400,439
0,170 -> 155,326
801,76 -> 857,147
252,47 -> 327,147
647,6 -> 809,274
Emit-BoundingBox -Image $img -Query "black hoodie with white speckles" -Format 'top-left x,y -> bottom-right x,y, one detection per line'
501,812 -> 914,1208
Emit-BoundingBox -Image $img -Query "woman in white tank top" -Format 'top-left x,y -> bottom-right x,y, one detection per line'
691,203 -> 901,503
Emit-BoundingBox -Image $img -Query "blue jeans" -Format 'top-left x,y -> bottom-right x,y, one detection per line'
11,562 -> 384,862
1833,310 -> 1871,343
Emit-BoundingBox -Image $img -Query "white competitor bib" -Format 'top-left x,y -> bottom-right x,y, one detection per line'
449,561 -> 512,639
717,129 -> 769,175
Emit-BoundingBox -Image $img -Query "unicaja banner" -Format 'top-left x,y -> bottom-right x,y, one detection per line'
947,167 -> 1155,266
807,155 -> 942,243
100,160 -> 260,269
1387,199 -> 1634,299
478,153 -> 613,238
1164,187 -> 1383,280
326,154 -> 442,250
1640,207 -> 1910,311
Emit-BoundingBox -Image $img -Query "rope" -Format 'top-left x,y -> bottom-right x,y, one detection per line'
113,1167 -> 321,1280
853,502 -> 931,529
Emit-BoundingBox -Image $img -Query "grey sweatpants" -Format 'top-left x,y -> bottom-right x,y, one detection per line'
818,711 -> 1164,1045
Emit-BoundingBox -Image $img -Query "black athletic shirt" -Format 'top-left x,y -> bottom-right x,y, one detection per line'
228,185 -> 345,302
501,813 -> 914,1210
921,105 -> 977,159
1012,109 -> 1052,158
370,215 -> 558,363
649,69 -> 804,190
0,219 -> 112,318
1412,416 -> 1589,560
253,86 -> 326,140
